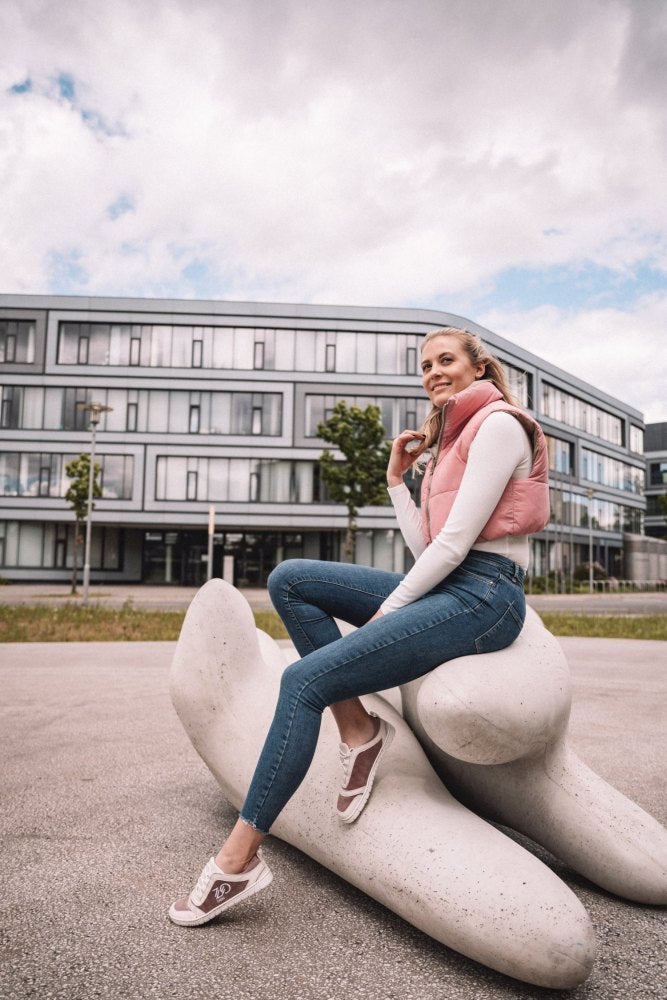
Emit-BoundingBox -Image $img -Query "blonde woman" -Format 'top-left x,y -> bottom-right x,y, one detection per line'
170,327 -> 550,926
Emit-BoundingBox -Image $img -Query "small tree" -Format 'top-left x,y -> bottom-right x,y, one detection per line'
317,401 -> 392,561
65,453 -> 102,594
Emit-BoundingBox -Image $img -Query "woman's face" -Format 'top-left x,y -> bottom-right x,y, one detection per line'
420,334 -> 485,407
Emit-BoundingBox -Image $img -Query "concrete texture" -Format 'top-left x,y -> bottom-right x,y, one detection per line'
170,581 -> 595,989
2,632 -> 666,999
402,607 -> 667,903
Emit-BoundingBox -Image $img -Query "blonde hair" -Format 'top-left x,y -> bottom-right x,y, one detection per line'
417,327 -> 520,453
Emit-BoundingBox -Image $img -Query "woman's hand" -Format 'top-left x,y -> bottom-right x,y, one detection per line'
366,609 -> 384,624
387,430 -> 426,488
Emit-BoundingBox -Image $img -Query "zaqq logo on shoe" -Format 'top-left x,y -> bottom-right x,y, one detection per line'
213,881 -> 232,904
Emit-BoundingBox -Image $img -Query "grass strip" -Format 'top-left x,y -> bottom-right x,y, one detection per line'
0,603 -> 289,643
538,613 -> 667,641
0,605 -> 664,643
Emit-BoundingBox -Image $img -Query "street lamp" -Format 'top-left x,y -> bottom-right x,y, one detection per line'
586,488 -> 594,594
77,401 -> 113,606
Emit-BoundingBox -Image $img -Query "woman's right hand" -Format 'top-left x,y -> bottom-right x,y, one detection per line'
387,430 -> 426,487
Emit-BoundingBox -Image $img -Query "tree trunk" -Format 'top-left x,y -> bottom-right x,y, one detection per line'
343,519 -> 357,563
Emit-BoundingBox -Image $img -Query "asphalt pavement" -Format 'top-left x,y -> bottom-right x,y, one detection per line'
1,629 -> 666,1000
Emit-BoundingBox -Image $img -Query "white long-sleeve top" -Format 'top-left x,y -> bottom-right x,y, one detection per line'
380,411 -> 533,614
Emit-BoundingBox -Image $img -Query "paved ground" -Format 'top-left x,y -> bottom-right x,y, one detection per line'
1,634 -> 666,1000
1,582 -> 666,615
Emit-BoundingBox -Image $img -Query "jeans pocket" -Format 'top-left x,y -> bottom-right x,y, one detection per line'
474,601 -> 524,654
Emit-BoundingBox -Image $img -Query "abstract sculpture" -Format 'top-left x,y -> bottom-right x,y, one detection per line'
401,605 -> 667,906
169,580 -> 666,988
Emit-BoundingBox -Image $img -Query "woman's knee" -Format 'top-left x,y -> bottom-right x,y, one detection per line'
267,558 -> 319,602
268,559 -> 305,600
279,660 -> 325,712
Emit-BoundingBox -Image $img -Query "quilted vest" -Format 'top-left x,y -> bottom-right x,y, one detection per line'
420,380 -> 551,546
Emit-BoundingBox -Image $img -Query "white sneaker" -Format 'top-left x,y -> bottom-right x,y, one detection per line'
336,713 -> 395,824
169,853 -> 273,926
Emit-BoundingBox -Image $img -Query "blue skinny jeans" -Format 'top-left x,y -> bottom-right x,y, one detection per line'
239,551 -> 525,834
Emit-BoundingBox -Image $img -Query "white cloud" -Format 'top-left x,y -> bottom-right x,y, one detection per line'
478,291 -> 667,423
0,0 -> 665,419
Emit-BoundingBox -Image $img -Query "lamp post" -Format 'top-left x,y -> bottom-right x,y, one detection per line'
586,488 -> 594,594
77,401 -> 113,606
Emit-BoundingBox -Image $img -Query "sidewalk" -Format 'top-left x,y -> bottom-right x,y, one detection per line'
2,635 -> 666,1000
1,581 -> 665,614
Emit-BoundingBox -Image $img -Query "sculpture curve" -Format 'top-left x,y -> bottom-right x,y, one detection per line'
401,606 -> 667,905
170,579 -> 595,990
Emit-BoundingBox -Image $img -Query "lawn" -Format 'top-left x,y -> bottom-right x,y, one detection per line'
0,603 -> 289,642
0,604 -> 665,642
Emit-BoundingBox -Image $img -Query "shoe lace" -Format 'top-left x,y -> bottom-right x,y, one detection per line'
193,859 -> 216,901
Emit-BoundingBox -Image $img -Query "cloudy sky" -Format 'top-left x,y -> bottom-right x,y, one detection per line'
2,0 -> 665,421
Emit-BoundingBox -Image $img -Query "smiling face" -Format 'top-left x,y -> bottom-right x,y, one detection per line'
420,334 -> 486,407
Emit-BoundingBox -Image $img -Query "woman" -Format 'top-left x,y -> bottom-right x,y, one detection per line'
169,326 -> 550,926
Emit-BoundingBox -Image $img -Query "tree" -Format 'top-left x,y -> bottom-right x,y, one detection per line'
65,453 -> 102,594
317,401 -> 392,562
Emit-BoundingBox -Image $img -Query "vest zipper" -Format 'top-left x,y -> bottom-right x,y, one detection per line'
425,404 -> 447,543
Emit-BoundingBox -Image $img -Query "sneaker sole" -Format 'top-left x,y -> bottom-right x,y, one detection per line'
168,864 -> 274,927
337,721 -> 395,825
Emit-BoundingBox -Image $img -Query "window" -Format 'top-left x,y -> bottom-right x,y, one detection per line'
0,321 -> 35,364
189,405 -> 200,434
325,343 -> 336,373
582,447 -> 644,493
130,336 -> 141,365
545,436 -> 573,475
650,462 -> 667,486
502,362 -> 531,409
253,341 -> 265,369
304,393 -> 428,438
541,383 -> 623,445
192,339 -> 203,368
127,402 -> 138,432
0,520 -> 122,569
629,425 -> 644,454
0,452 -> 133,499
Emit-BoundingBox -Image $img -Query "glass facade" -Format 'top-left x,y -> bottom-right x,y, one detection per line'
541,383 -> 623,446
155,456 -> 334,504
0,520 -> 121,569
0,320 -> 35,364
581,448 -> 644,494
630,425 -> 644,454
304,394 -> 430,438
503,363 -> 531,409
545,435 -> 574,475
649,461 -> 667,486
57,321 -> 425,375
0,452 -> 133,499
548,489 -> 643,534
0,384 -> 283,436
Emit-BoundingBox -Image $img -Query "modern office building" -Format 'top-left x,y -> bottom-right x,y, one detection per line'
645,422 -> 667,541
0,294 -> 647,586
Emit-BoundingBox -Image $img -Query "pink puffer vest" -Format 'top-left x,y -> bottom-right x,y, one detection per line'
421,380 -> 551,546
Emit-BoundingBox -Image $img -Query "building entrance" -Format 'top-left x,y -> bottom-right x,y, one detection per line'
141,529 -> 339,587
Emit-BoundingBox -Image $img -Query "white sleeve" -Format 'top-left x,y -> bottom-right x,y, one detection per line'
388,483 -> 426,559
380,413 -> 530,614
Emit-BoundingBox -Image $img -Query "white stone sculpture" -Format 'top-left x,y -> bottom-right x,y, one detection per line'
401,605 -> 667,906
170,579 -> 596,989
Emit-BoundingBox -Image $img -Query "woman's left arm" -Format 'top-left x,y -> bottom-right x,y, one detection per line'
379,413 -> 530,614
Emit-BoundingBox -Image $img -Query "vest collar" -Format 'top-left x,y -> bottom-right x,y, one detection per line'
441,380 -> 503,444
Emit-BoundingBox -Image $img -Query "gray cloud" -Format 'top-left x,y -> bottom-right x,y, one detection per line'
1,0 -> 664,416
